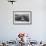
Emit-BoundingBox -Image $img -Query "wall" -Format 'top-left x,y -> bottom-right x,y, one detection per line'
0,0 -> 46,41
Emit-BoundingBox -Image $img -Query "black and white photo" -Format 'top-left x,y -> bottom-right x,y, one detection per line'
13,11 -> 32,25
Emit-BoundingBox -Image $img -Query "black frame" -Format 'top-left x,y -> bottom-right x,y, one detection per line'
13,11 -> 32,25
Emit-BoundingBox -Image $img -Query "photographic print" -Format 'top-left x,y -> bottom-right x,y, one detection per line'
13,11 -> 32,25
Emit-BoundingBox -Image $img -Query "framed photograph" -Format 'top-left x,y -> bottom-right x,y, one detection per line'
13,11 -> 32,25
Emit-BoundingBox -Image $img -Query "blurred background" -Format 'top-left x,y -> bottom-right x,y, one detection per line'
0,0 -> 46,43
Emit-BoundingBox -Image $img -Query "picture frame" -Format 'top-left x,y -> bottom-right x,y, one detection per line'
13,11 -> 32,25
